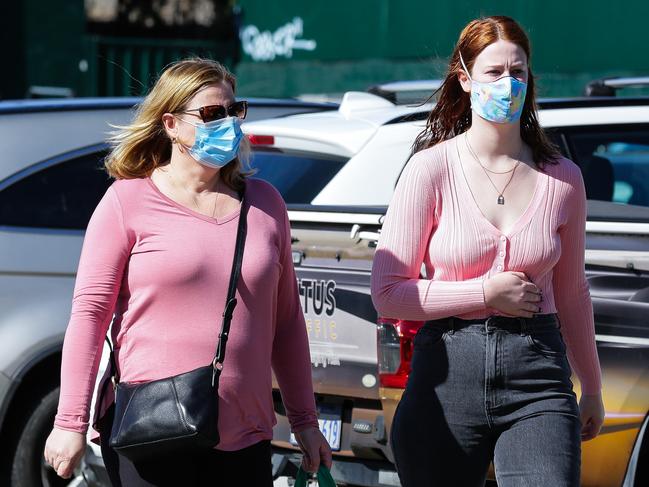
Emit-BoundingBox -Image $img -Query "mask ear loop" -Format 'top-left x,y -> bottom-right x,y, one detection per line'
459,52 -> 473,82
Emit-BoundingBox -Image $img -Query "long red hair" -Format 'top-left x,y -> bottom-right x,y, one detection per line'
412,16 -> 560,167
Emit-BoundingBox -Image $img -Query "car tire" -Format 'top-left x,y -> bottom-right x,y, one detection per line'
10,387 -> 74,487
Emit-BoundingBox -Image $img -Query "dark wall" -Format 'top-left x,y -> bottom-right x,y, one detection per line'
1,0 -> 26,99
23,0 -> 86,97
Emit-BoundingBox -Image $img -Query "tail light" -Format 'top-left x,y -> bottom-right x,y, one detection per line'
377,318 -> 423,388
248,134 -> 275,145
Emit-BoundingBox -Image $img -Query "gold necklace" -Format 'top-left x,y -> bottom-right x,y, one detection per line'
165,171 -> 220,218
464,132 -> 522,205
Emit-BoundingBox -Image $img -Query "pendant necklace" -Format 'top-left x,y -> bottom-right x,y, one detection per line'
464,132 -> 522,205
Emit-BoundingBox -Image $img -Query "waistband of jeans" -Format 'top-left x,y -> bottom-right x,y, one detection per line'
423,313 -> 560,333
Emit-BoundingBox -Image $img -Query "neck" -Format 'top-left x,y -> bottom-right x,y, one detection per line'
467,113 -> 523,159
164,148 -> 221,194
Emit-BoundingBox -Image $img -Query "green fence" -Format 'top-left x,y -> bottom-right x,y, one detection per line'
84,36 -> 237,97
0,0 -> 238,100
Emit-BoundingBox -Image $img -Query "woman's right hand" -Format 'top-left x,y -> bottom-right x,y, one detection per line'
43,427 -> 86,479
483,271 -> 542,317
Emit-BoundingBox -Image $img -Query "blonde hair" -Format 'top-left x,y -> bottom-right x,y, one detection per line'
105,58 -> 253,192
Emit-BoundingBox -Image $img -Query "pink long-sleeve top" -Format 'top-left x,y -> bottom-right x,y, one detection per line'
371,138 -> 602,394
54,176 -> 319,450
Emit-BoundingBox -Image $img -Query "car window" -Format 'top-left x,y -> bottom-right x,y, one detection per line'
0,150 -> 112,230
249,147 -> 347,204
566,126 -> 649,207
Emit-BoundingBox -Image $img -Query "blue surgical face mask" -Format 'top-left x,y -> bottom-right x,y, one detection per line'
178,116 -> 244,168
460,52 -> 527,124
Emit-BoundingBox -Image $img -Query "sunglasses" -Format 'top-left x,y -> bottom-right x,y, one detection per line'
178,100 -> 248,123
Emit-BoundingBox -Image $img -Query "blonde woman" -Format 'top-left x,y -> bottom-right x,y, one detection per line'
43,58 -> 331,486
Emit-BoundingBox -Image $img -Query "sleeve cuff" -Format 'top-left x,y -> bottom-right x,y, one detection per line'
54,416 -> 89,435
289,414 -> 320,433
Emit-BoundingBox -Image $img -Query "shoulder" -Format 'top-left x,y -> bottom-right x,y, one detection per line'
244,177 -> 287,213
544,156 -> 585,194
109,177 -> 150,203
401,140 -> 451,185
245,177 -> 283,203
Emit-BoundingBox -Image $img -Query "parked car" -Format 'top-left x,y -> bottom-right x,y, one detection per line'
240,81 -> 649,487
0,96 -> 336,487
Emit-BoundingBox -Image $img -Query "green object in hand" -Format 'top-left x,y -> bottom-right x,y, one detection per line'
295,465 -> 337,487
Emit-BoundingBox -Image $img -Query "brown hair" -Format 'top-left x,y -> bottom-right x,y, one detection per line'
412,16 -> 560,167
105,58 -> 252,192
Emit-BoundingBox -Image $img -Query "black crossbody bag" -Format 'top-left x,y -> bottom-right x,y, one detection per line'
105,189 -> 247,462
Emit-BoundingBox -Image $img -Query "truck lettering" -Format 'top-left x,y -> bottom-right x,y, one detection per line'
297,279 -> 336,316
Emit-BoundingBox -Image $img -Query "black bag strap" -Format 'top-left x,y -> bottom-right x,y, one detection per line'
211,188 -> 247,385
104,184 -> 247,389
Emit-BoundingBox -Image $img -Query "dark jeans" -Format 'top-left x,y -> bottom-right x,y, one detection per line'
391,314 -> 581,487
99,405 -> 273,487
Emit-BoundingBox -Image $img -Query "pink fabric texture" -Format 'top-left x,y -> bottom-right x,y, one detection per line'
54,177 -> 318,450
371,138 -> 602,395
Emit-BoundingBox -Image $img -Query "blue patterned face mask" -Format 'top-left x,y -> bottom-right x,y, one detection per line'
460,52 -> 527,124
178,116 -> 244,168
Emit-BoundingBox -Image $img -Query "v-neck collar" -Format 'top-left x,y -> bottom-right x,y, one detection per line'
450,137 -> 547,238
145,176 -> 243,225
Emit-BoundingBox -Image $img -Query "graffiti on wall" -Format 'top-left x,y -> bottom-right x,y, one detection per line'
240,17 -> 316,61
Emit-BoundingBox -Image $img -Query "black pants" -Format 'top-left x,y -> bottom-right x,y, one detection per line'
392,314 -> 581,487
99,406 -> 274,487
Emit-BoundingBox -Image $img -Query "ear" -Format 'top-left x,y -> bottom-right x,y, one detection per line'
161,113 -> 178,139
457,68 -> 472,94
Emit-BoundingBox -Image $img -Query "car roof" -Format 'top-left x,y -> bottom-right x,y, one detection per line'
0,96 -> 337,114
0,97 -> 338,182
243,92 -> 433,156
0,97 -> 142,114
243,94 -> 649,156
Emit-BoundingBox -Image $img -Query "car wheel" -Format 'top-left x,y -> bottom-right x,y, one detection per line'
10,387 -> 82,487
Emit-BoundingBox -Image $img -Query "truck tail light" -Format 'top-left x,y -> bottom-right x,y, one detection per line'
377,318 -> 423,389
248,134 -> 275,145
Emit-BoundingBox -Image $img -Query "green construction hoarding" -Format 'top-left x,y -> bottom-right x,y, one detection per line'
234,0 -> 649,98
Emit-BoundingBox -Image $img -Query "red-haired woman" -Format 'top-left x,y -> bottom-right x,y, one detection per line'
371,16 -> 604,486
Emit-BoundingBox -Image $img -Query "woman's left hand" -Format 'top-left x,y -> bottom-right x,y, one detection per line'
293,427 -> 333,473
579,392 -> 605,441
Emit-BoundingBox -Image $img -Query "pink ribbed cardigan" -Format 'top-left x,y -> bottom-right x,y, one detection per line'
371,138 -> 602,394
54,177 -> 318,450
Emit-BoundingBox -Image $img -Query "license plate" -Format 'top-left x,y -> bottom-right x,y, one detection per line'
290,405 -> 342,451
